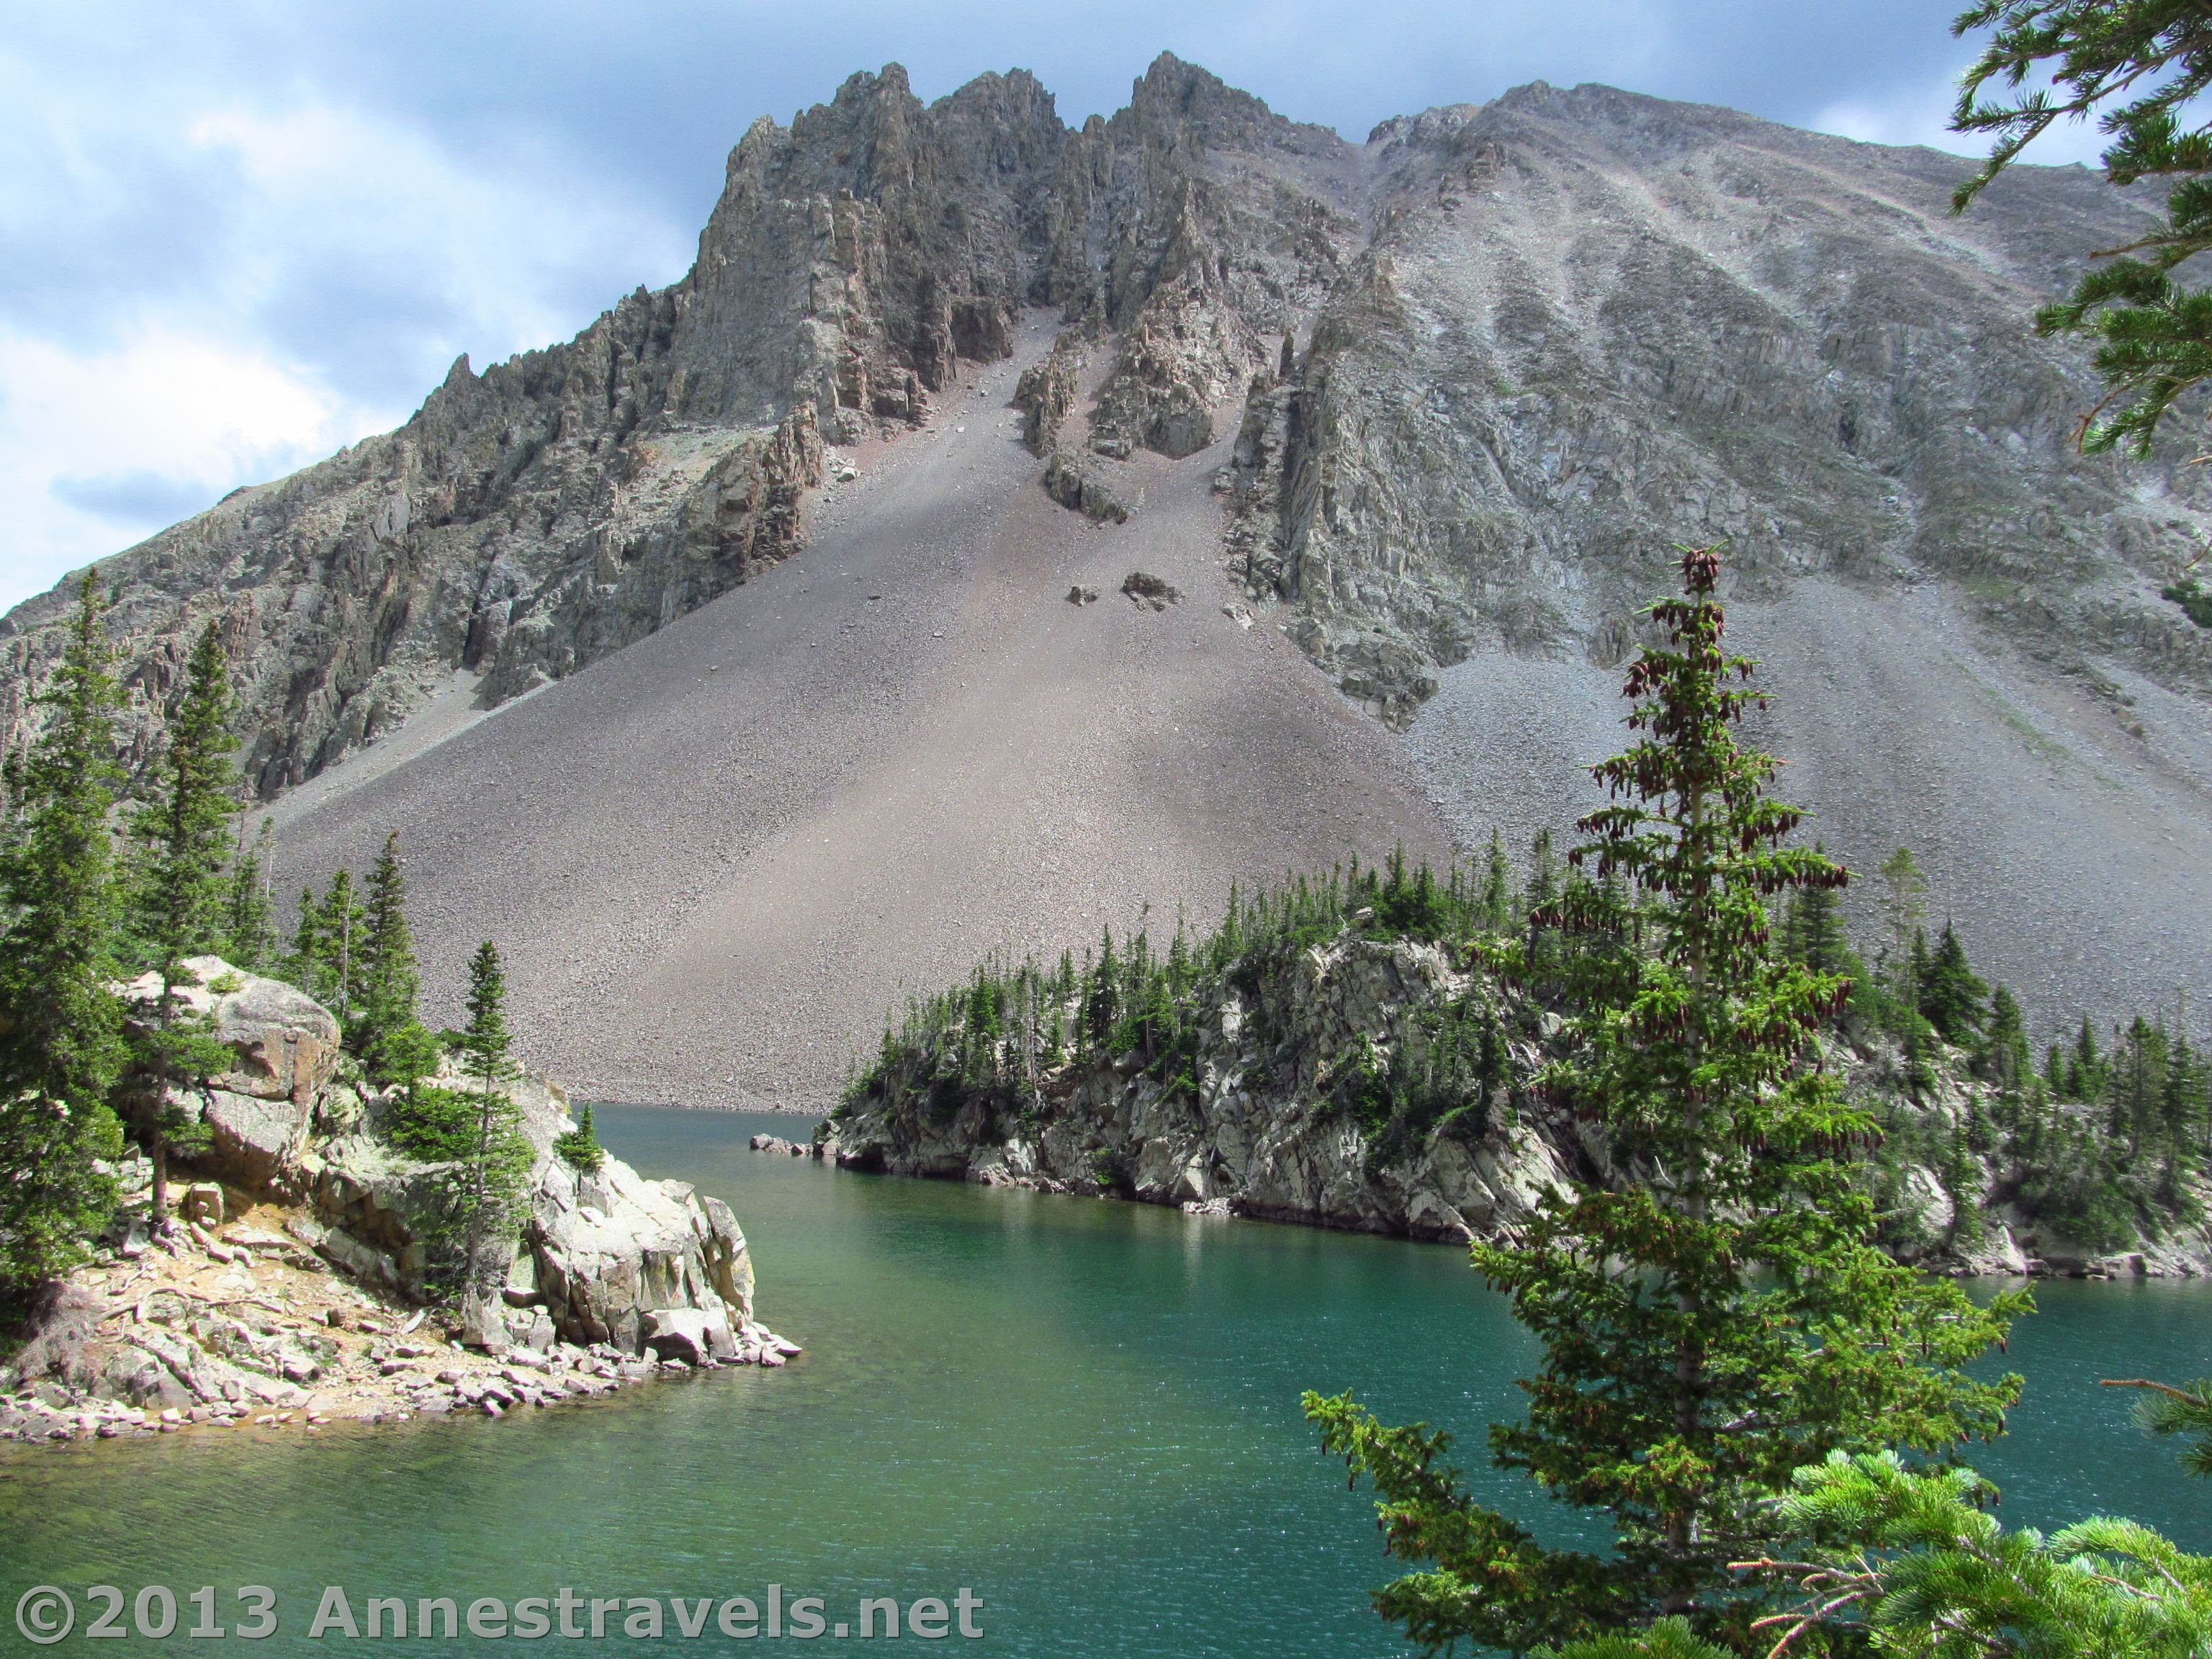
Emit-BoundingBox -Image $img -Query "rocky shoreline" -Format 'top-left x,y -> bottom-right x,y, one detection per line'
825,930 -> 2212,1283
1,961 -> 796,1450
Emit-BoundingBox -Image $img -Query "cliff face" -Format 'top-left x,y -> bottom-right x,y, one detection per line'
0,55 -> 1373,796
830,917 -> 2212,1279
1230,85 -> 2212,727
6,60 -> 2204,793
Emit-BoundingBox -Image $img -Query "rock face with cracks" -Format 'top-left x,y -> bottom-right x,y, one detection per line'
831,920 -> 2212,1277
2,59 -> 2204,765
6,57 -> 2211,1097
6,959 -> 789,1440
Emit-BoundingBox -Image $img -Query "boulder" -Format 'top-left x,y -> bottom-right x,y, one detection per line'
458,1288 -> 511,1354
525,1158 -> 755,1352
202,1089 -> 316,1192
641,1309 -> 712,1365
1042,451 -> 1130,523
120,958 -> 341,1106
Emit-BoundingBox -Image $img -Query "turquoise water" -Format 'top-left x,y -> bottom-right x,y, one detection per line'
4,1104 -> 2210,1655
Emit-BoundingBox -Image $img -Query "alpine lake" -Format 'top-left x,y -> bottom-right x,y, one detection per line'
5,1106 -> 2209,1656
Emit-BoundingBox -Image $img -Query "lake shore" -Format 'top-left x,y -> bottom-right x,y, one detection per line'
2,1192 -> 799,1452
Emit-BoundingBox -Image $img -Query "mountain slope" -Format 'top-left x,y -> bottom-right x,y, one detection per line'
2,58 -> 2208,1101
266,323 -> 1452,1106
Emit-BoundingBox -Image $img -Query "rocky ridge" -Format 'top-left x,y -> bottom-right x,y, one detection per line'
2,58 -> 2206,1094
1,960 -> 793,1447
828,919 -> 2210,1280
3,61 -> 2206,768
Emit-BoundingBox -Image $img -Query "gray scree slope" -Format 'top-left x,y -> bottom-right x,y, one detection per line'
1,58 -> 2207,1099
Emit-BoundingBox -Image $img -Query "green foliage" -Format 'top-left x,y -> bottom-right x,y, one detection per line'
222,814 -> 275,972
2163,574 -> 2212,628
126,623 -> 239,976
1954,1 -> 2212,451
553,1102 -> 605,1174
1537,1620 -> 1732,1659
0,1095 -> 124,1300
1308,549 -> 2023,1656
451,942 -> 530,1282
2108,1377 -> 2212,1480
1748,1449 -> 2212,1658
840,850 -> 1521,1156
1919,922 -> 1990,1046
380,943 -> 531,1295
1778,845 -> 1856,981
352,833 -> 429,1087
0,573 -> 129,1289
287,868 -> 365,1024
121,621 -> 243,1223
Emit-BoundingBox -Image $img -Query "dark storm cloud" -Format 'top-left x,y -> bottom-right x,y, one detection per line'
0,1 -> 2062,608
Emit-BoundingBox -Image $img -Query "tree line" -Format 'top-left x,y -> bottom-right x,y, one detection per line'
847,828 -> 2204,1263
0,576 -> 592,1310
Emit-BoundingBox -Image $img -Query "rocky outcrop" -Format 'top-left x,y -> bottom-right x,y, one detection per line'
1013,328 -> 1088,454
12,57 -> 2193,772
105,961 -> 776,1356
835,932 -> 1571,1241
1042,450 -> 1130,522
1223,86 -> 2212,727
832,915 -> 2212,1275
4,961 -> 798,1445
0,66 -> 1066,795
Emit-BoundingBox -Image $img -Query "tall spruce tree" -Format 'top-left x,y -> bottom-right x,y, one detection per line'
0,574 -> 127,1292
1306,549 -> 2024,1655
453,941 -> 529,1283
315,868 -> 365,1025
223,813 -> 275,971
125,622 -> 243,1228
354,832 -> 433,1087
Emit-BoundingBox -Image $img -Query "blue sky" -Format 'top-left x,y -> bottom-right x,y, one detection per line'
0,1 -> 2106,611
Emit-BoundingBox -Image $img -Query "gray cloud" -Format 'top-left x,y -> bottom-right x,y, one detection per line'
0,1 -> 2069,608
50,469 -> 218,526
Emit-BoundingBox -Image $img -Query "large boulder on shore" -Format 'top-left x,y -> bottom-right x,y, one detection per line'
120,956 -> 342,1105
300,1064 -> 758,1355
521,1158 -> 755,1353
117,957 -> 344,1192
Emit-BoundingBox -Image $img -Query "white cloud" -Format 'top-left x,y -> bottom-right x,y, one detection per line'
0,325 -> 387,608
0,66 -> 691,612
1811,65 -> 2113,167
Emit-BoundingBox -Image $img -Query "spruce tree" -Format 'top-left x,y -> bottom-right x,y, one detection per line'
1918,920 -> 1989,1045
1480,828 -> 1511,932
0,574 -> 127,1292
125,621 -> 243,1228
222,813 -> 274,971
354,832 -> 431,1086
1778,842 -> 1853,979
1307,549 -> 2023,1655
553,1101 -> 605,1174
1982,982 -> 2029,1087
281,884 -> 322,992
315,868 -> 365,1026
452,941 -> 530,1283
